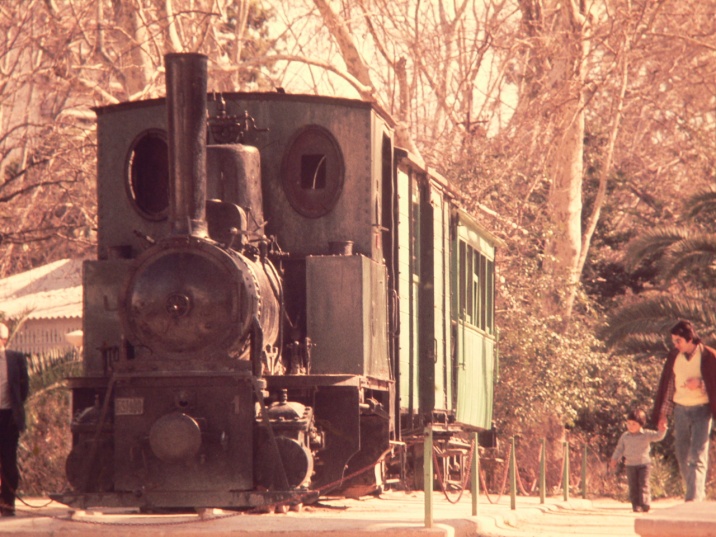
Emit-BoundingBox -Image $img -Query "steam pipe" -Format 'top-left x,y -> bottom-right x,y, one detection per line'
165,53 -> 208,237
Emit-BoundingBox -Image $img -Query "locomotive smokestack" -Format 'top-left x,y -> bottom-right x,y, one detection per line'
165,53 -> 208,237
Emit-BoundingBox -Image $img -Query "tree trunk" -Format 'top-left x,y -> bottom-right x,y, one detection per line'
541,0 -> 588,326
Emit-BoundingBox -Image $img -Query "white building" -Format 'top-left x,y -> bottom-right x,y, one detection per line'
0,259 -> 83,355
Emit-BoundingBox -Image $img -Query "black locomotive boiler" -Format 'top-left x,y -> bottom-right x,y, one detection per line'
53,53 -> 500,511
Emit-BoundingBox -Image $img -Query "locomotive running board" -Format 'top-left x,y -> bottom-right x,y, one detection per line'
49,489 -> 320,510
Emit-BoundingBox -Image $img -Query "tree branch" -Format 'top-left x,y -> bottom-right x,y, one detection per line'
311,0 -> 375,100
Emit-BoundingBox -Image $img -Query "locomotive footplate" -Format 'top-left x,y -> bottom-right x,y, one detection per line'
49,489 -> 319,510
264,373 -> 392,391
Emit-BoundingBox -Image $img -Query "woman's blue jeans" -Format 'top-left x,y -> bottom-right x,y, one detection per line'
673,404 -> 712,501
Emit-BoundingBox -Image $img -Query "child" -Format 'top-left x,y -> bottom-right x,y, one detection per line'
610,408 -> 667,512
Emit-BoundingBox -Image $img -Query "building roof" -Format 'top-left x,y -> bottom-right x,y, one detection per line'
0,259 -> 83,320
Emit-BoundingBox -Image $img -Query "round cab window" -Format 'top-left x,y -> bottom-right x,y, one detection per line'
127,130 -> 169,220
281,125 -> 344,218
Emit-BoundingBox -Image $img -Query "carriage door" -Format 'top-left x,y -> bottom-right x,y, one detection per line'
396,166 -> 421,420
453,219 -> 497,429
397,163 -> 446,423
415,178 -> 436,417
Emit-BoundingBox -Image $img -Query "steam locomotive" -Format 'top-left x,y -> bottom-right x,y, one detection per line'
53,53 -> 499,511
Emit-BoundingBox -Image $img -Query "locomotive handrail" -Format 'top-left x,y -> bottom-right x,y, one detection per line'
80,375 -> 117,493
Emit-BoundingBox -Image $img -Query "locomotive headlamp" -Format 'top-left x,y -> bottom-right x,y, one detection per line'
149,412 -> 202,463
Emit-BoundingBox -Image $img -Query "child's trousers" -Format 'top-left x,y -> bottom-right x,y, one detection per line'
626,463 -> 651,512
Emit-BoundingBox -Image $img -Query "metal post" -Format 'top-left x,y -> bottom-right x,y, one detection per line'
424,424 -> 433,528
471,432 -> 479,516
540,438 -> 546,504
509,436 -> 517,510
563,440 -> 570,502
581,444 -> 588,499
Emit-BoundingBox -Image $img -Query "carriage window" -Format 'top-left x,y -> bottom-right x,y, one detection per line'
466,248 -> 474,322
459,239 -> 494,334
485,257 -> 495,334
411,193 -> 420,276
126,130 -> 169,220
479,253 -> 487,329
282,125 -> 344,218
472,251 -> 480,325
459,241 -> 466,317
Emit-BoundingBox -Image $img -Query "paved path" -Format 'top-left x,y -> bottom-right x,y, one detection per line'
479,497 -> 684,536
0,493 -> 692,537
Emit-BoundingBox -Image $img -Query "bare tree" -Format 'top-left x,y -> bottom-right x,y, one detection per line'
0,0 -> 276,276
2,0 -> 716,331
272,0 -> 716,329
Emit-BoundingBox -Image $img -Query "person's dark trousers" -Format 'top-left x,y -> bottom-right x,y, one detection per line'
626,464 -> 652,512
0,410 -> 20,515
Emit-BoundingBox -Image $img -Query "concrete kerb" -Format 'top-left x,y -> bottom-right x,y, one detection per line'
634,501 -> 716,537
471,498 -> 593,534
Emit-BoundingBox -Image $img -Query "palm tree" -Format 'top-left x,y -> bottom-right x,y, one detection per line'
603,187 -> 716,356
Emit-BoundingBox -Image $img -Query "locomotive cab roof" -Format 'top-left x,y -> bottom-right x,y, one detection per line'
94,91 -> 397,128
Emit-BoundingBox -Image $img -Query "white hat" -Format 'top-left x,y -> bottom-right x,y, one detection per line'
0,323 -> 8,339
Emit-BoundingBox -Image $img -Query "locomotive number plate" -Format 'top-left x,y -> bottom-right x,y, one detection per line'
115,397 -> 144,416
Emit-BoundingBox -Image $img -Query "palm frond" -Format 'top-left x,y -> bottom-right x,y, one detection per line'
602,293 -> 716,349
661,235 -> 716,281
683,187 -> 716,220
27,348 -> 82,392
610,332 -> 668,357
623,226 -> 692,273
606,188 -> 716,357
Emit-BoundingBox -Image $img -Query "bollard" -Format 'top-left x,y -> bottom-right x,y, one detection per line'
424,424 -> 433,528
509,436 -> 517,510
539,438 -> 546,504
563,440 -> 570,502
471,432 -> 479,516
581,444 -> 588,499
